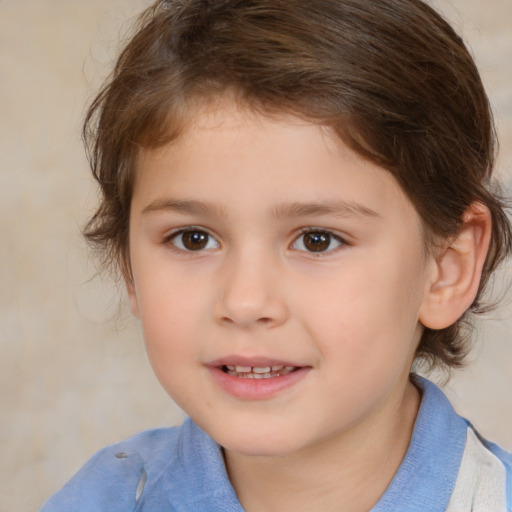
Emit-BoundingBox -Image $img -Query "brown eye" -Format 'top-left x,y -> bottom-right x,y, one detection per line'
303,232 -> 330,252
170,230 -> 219,251
292,231 -> 343,253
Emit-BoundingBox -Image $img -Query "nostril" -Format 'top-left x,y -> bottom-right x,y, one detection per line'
220,315 -> 276,327
220,316 -> 235,325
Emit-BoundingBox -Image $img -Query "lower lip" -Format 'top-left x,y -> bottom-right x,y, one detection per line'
208,366 -> 310,400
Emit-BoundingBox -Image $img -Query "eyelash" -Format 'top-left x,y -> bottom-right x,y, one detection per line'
163,227 -> 347,255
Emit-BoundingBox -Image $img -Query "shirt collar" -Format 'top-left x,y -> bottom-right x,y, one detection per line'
371,375 -> 468,511
159,376 -> 467,512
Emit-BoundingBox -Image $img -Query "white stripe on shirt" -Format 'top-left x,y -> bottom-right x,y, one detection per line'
447,428 -> 507,511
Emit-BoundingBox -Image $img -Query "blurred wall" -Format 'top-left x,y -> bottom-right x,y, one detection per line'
0,1 -> 511,510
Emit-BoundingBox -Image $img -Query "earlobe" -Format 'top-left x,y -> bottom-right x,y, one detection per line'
126,279 -> 141,318
419,203 -> 492,330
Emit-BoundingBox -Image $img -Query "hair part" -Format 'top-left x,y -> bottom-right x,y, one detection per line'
83,0 -> 512,370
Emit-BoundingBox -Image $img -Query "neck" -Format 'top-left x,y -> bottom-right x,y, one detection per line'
224,379 -> 420,512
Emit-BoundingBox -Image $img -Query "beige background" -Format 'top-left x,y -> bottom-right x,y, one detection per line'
1,1 -> 511,510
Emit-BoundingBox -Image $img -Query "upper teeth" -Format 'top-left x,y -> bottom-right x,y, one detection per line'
252,366 -> 272,373
226,365 -> 285,373
224,365 -> 296,379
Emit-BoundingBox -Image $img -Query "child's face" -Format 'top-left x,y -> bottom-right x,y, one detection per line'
127,102 -> 436,457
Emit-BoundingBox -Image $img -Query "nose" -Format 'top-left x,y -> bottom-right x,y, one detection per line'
214,250 -> 288,329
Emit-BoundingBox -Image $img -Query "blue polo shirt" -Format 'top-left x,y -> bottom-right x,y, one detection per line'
41,377 -> 512,511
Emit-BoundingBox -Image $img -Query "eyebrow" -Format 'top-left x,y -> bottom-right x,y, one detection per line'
141,198 -> 381,220
141,199 -> 226,216
272,201 -> 381,220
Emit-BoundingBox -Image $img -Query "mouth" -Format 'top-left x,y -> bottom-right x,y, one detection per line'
208,357 -> 309,399
221,365 -> 298,379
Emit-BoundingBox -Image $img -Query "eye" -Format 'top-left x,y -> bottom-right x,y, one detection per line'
167,229 -> 219,252
292,230 -> 344,253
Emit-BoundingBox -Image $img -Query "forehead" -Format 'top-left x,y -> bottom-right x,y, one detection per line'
134,102 -> 420,228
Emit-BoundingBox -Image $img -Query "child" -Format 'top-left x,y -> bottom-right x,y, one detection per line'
42,0 -> 512,510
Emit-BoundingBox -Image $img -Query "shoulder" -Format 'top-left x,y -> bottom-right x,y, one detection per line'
481,436 -> 512,475
447,426 -> 512,511
374,376 -> 512,512
475,434 -> 512,510
414,376 -> 512,511
41,418 -> 241,512
40,426 -> 183,512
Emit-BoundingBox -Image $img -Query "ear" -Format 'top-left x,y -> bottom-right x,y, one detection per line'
419,202 -> 492,330
126,279 -> 140,318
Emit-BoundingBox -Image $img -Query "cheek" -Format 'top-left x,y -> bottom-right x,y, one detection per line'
133,249 -> 208,318
301,258 -> 424,365
134,273 -> 207,362
140,298 -> 201,401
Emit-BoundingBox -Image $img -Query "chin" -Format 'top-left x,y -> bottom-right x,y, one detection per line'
222,439 -> 298,458
209,424 -> 303,458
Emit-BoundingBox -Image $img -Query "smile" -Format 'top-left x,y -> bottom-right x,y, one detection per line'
222,365 -> 297,379
209,359 -> 310,400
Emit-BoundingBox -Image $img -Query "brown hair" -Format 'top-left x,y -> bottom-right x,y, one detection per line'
83,0 -> 512,370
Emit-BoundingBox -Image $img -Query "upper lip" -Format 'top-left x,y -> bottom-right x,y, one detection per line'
207,355 -> 303,368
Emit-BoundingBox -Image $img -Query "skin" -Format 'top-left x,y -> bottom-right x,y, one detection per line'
126,103 -> 462,511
